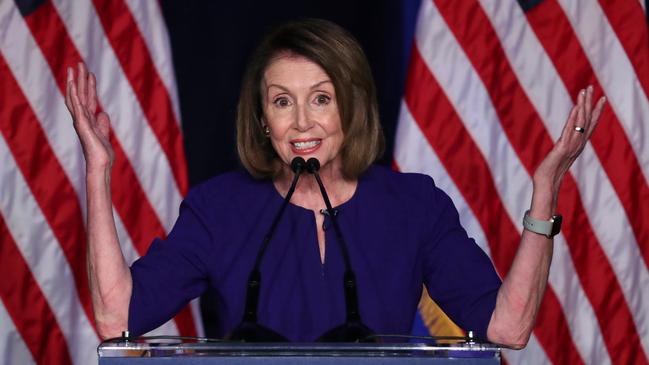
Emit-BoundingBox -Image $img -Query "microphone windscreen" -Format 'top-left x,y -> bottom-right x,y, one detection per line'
306,158 -> 320,173
291,157 -> 306,173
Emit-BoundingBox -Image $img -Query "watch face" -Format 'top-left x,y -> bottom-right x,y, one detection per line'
551,215 -> 563,237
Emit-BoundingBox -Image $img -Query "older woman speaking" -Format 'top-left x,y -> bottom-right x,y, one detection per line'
65,19 -> 605,346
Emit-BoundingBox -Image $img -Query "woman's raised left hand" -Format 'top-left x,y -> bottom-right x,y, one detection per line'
532,86 -> 606,207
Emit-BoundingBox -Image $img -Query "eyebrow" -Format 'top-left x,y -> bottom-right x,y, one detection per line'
265,80 -> 333,94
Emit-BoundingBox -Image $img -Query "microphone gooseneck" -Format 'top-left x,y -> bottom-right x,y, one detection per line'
226,157 -> 305,342
306,158 -> 375,342
306,158 -> 353,277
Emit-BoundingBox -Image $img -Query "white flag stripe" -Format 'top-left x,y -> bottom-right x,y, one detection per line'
394,102 -> 556,364
51,0 -> 183,231
0,0 -> 145,270
114,211 -> 182,337
0,136 -> 97,365
190,298 -> 205,337
1,0 -> 200,361
478,0 -> 649,355
0,301 -> 35,365
557,0 -> 649,183
123,0 -> 182,123
416,0 -> 534,226
397,89 -> 609,364
143,316 -> 180,337
476,0 -> 571,138
412,0 -> 615,362
0,0 -> 86,214
502,334 -> 552,365
116,211 -> 141,267
0,3 -> 187,339
394,102 -> 492,258
548,234 -> 612,365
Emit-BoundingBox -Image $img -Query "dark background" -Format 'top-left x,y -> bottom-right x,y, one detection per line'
159,0 -> 420,336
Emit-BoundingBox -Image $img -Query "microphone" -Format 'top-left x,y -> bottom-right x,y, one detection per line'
305,158 -> 375,342
226,157 -> 306,342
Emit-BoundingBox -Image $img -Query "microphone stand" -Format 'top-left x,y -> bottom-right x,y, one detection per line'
306,158 -> 375,342
226,157 -> 306,342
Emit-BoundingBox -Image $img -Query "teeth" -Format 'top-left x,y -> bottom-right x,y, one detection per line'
293,140 -> 320,149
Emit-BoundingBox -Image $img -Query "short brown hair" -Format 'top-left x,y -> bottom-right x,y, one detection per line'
236,18 -> 385,179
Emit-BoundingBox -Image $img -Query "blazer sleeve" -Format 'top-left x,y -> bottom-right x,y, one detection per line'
128,187 -> 214,335
419,175 -> 501,341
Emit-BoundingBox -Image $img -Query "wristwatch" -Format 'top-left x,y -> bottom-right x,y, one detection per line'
522,210 -> 562,238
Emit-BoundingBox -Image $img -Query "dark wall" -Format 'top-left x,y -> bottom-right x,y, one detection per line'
160,0 -> 420,336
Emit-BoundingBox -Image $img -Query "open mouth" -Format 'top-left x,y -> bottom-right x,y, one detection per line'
290,139 -> 322,154
292,140 -> 321,150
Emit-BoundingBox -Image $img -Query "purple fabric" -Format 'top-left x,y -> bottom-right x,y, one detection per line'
128,165 -> 501,341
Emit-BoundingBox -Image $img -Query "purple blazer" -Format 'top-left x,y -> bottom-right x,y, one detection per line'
128,165 -> 501,341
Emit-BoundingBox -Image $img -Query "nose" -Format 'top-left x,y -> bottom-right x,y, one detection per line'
294,101 -> 314,132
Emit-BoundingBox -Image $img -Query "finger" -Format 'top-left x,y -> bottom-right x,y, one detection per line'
584,85 -> 593,125
88,72 -> 98,114
577,88 -> 586,123
69,80 -> 90,133
586,96 -> 606,138
559,103 -> 579,141
65,67 -> 74,114
77,62 -> 88,107
572,89 -> 586,138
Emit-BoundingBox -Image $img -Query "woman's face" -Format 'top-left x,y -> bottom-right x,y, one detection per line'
262,55 -> 344,173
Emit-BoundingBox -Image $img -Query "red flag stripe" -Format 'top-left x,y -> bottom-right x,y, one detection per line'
0,52 -> 96,334
17,0 -> 168,268
0,301 -> 35,364
51,0 -> 184,233
174,306 -> 199,337
17,0 -> 196,337
0,1 -> 86,200
0,0 -> 179,346
479,1 -> 649,359
394,110 -> 560,365
0,128 -> 98,363
121,0 -> 181,121
83,0 -> 199,335
22,1 -> 79,99
395,98 -> 611,364
3,1 -> 177,335
525,0 -> 649,278
555,0 -> 649,182
92,0 -> 188,195
393,121 -> 494,260
597,0 -> 649,101
0,215 -> 73,365
405,44 -> 585,365
433,1 -> 649,363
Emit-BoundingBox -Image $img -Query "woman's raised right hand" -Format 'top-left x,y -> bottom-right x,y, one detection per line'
65,62 -> 115,171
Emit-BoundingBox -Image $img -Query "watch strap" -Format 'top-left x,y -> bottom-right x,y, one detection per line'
522,210 -> 562,238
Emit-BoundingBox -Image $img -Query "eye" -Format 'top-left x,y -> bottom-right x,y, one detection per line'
273,97 -> 291,108
314,94 -> 331,105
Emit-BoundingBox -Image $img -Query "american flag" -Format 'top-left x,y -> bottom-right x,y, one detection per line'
0,1 -> 202,364
399,1 -> 649,364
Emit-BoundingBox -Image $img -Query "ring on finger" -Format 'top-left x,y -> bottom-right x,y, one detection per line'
574,126 -> 585,133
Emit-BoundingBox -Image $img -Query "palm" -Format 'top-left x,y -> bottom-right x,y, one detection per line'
534,86 -> 606,193
65,63 -> 114,170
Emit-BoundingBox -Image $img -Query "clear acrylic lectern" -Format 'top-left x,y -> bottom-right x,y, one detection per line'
98,340 -> 502,364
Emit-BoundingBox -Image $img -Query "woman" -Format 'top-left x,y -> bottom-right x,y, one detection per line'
65,19 -> 605,347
